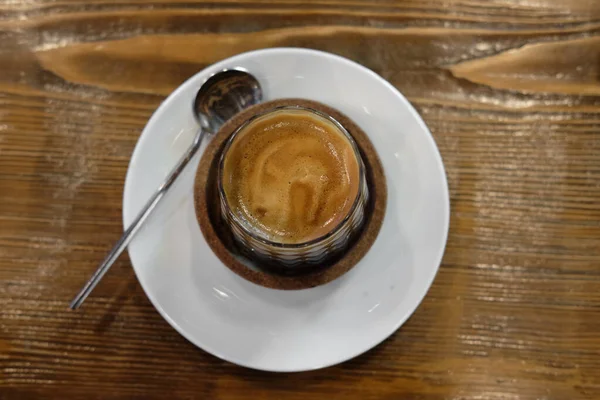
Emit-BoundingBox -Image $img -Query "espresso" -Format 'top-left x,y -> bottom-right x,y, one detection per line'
221,108 -> 360,244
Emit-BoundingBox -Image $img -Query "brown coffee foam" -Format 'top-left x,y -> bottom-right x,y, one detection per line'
222,108 -> 361,243
194,99 -> 387,290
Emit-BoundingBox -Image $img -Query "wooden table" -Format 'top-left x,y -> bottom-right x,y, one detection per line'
2,1 -> 599,398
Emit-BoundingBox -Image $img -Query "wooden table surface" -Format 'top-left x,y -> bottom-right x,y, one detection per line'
2,0 -> 600,399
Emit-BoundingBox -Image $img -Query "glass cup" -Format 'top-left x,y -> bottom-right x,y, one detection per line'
217,106 -> 369,272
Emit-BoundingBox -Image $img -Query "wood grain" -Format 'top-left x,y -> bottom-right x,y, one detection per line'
1,0 -> 599,399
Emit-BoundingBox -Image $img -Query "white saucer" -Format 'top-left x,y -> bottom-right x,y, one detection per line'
123,48 -> 449,372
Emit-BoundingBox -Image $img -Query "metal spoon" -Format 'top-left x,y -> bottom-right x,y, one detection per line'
70,69 -> 262,309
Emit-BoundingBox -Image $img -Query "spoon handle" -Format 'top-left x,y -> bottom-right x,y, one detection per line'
69,129 -> 206,310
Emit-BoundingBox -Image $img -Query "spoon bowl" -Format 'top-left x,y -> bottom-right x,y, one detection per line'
194,69 -> 262,134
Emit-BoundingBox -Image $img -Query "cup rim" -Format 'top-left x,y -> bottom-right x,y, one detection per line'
217,105 -> 367,249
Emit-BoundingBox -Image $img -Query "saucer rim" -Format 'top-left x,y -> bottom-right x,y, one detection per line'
123,47 -> 450,372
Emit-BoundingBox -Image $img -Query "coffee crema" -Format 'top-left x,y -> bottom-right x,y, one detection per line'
221,108 -> 360,244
